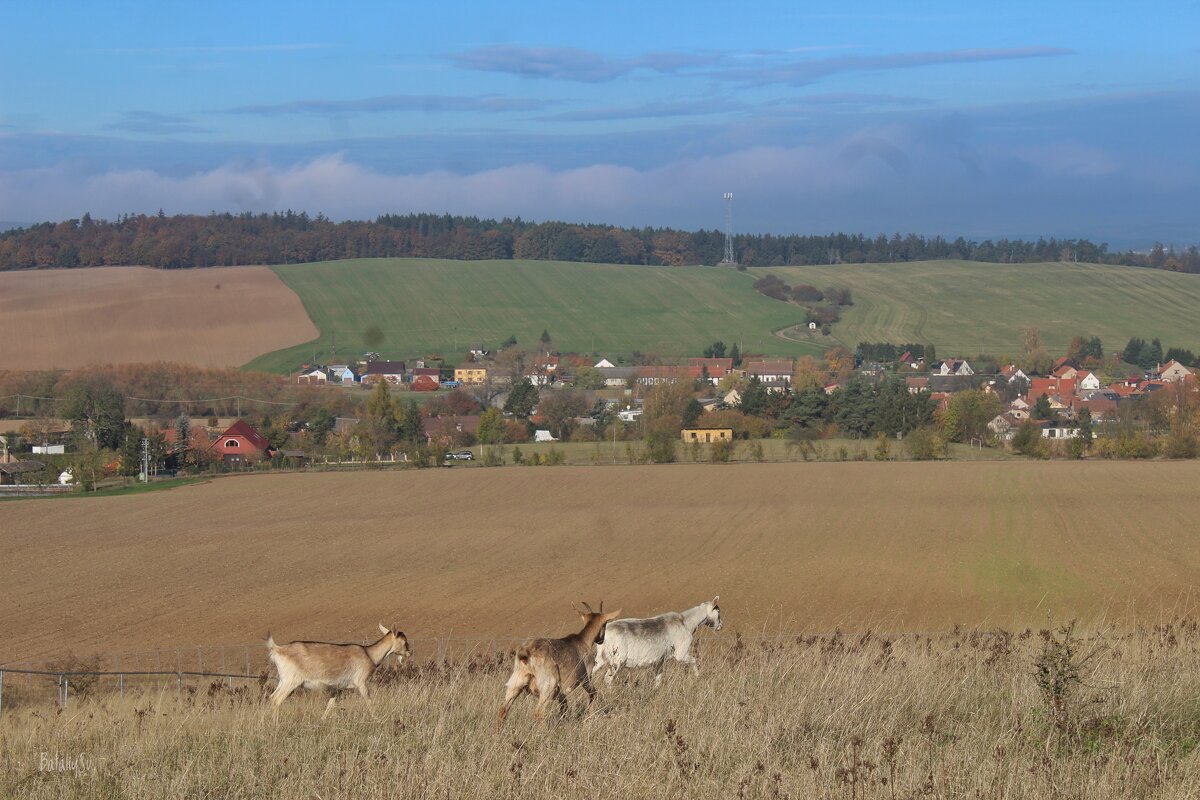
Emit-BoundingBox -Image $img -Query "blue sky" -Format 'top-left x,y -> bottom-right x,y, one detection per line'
1,1 -> 1197,246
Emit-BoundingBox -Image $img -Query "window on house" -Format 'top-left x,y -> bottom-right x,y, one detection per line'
226,439 -> 240,447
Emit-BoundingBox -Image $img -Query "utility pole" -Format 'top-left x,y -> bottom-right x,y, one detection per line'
140,437 -> 149,482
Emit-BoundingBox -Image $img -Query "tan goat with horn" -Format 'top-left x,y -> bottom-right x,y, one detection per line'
496,601 -> 621,727
266,623 -> 410,717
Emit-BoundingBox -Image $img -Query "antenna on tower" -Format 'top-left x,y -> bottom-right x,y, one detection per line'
719,192 -> 737,266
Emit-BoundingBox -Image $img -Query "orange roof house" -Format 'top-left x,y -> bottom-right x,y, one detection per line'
209,420 -> 273,464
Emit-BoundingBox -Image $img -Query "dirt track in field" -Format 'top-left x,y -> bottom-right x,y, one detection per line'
0,266 -> 318,369
2,461 -> 1199,661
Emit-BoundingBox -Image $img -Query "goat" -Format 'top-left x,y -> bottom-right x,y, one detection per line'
594,596 -> 722,687
496,601 -> 621,727
266,623 -> 410,717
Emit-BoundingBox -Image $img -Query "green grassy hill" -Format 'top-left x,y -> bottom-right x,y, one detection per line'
245,258 -> 822,372
763,260 -> 1200,357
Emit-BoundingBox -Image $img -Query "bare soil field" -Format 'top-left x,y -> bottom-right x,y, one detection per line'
2,461 -> 1199,662
0,266 -> 318,369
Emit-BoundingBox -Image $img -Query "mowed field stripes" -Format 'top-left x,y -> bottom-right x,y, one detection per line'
762,259 -> 1200,357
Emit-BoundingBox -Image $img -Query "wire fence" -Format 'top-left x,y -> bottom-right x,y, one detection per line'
0,636 -> 535,717
0,629 -> 997,718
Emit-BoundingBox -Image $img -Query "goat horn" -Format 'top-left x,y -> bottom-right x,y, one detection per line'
581,601 -> 594,614
599,600 -> 604,612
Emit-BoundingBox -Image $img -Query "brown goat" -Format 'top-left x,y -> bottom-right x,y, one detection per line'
266,623 -> 410,717
496,601 -> 621,727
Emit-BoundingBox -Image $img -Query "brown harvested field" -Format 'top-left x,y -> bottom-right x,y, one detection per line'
0,266 -> 318,369
2,461 -> 1199,661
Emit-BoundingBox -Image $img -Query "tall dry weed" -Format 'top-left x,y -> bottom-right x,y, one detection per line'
2,625 -> 1200,798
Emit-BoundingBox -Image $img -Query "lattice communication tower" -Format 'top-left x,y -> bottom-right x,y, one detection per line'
720,192 -> 737,265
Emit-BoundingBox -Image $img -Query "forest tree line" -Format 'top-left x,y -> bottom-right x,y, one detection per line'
2,211 -> 1198,273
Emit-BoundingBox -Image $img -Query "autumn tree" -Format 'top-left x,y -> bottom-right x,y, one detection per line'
792,356 -> 827,391
61,378 -> 126,450
940,389 -> 1002,443
477,408 -> 505,445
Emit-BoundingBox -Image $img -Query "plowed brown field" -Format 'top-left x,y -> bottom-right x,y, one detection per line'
3,461 -> 1199,661
0,266 -> 318,369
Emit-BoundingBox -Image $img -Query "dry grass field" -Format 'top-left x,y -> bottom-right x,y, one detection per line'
3,626 -> 1200,798
3,461 -> 1199,664
0,266 -> 318,370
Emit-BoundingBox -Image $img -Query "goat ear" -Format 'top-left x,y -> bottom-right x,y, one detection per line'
712,595 -> 719,604
605,608 -> 622,621
379,622 -> 390,635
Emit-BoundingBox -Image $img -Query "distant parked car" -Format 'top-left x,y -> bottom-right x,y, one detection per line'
442,380 -> 461,389
444,450 -> 474,461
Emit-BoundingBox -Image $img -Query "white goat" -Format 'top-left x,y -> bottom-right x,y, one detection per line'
266,623 -> 409,717
593,597 -> 722,687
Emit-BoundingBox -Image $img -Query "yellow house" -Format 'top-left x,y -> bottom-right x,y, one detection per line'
454,365 -> 489,385
680,427 -> 733,443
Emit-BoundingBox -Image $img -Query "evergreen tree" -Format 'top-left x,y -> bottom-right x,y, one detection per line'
737,378 -> 769,417
174,414 -> 191,466
730,343 -> 741,367
396,399 -> 424,446
503,378 -> 539,418
1034,394 -> 1053,419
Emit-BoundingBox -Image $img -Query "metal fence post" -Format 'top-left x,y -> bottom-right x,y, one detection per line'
62,676 -> 69,707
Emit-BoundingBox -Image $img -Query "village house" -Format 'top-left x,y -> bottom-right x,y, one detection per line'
636,365 -> 701,386
934,359 -> 974,376
410,367 -> 441,387
685,357 -> 734,385
525,355 -> 560,387
746,359 -> 795,383
680,427 -> 733,443
597,366 -> 637,388
1000,364 -> 1029,384
1040,420 -> 1082,439
454,364 -> 489,385
905,376 -> 930,395
327,365 -> 359,385
209,420 -> 273,464
296,366 -> 331,385
424,415 -> 481,447
1159,360 -> 1195,383
360,360 -> 407,386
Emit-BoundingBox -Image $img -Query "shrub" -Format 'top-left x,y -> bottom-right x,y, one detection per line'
752,274 -> 790,301
1011,421 -> 1047,458
790,284 -> 823,303
710,439 -> 734,463
645,429 -> 677,463
511,446 -> 524,465
874,432 -> 892,461
904,426 -> 945,460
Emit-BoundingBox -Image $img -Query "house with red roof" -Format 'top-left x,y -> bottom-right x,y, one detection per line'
209,420 -> 273,464
686,357 -> 733,384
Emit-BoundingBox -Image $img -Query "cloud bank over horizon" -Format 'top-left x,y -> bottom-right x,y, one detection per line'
1,1 -> 1197,247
